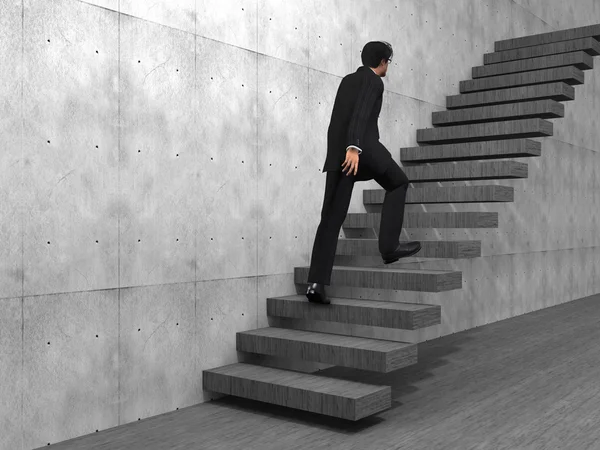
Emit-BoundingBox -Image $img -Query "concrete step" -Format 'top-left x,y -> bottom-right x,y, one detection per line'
417,118 -> 552,144
495,23 -> 600,52
404,160 -> 527,182
484,36 -> 600,65
236,327 -> 417,373
336,238 -> 481,259
433,99 -> 564,126
473,51 -> 593,78
400,139 -> 541,163
447,83 -> 574,109
460,66 -> 584,93
267,294 -> 442,329
202,362 -> 391,420
342,211 -> 498,229
364,185 -> 514,204
295,265 -> 462,293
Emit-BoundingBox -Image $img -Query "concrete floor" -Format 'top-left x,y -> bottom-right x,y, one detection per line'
41,293 -> 600,450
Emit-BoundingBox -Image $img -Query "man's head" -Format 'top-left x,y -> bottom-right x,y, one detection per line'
361,41 -> 393,77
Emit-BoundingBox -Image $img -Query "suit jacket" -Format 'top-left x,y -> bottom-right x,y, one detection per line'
322,65 -> 392,175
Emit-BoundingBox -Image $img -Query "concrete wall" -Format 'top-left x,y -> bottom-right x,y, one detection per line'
0,0 -> 599,448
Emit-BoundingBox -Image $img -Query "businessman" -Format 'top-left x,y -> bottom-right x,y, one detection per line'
306,41 -> 422,305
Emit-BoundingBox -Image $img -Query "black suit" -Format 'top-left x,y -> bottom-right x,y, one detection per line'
323,65 -> 393,175
308,65 -> 410,286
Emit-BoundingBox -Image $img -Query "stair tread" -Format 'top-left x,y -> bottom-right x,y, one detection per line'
403,160 -> 528,178
343,211 -> 498,230
239,327 -> 414,352
366,185 -> 513,192
484,36 -> 600,65
399,139 -> 541,163
269,294 -> 438,312
365,185 -> 515,204
494,23 -> 600,51
473,51 -> 594,78
404,160 -> 526,168
417,118 -> 552,144
204,362 -> 389,398
296,265 -> 459,275
336,238 -> 481,259
447,84 -> 573,109
339,238 -> 476,243
419,118 -> 550,132
460,66 -> 583,93
433,99 -> 564,125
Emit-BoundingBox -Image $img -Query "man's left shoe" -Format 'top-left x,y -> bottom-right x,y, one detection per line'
382,241 -> 422,264
306,282 -> 330,304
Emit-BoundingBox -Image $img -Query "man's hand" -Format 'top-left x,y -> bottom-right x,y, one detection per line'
342,148 -> 359,176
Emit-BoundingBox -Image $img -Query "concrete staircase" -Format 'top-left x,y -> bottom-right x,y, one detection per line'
203,23 -> 600,421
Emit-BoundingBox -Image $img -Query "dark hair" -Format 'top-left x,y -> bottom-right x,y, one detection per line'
361,41 -> 393,68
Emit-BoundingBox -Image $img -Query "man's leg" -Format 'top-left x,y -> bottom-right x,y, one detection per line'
307,169 -> 359,286
373,158 -> 411,255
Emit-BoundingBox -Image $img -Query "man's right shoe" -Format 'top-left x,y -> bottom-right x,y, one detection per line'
382,241 -> 422,264
306,282 -> 330,304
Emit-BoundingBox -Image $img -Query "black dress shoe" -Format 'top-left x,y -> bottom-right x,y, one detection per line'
382,241 -> 422,264
306,282 -> 330,304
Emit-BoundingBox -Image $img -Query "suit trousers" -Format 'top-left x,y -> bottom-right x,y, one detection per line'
307,156 -> 410,286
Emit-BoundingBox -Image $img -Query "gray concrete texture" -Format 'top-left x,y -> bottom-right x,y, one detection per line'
0,0 -> 599,448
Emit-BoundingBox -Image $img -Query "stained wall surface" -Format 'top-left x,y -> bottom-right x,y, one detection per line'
0,0 -> 599,448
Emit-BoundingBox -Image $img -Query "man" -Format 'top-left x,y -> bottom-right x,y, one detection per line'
305,41 -> 421,305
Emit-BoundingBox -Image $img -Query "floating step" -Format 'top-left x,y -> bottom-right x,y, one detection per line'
473,51 -> 593,78
295,265 -> 462,292
433,99 -> 564,126
400,139 -> 541,163
417,118 -> 552,144
404,160 -> 527,181
460,66 -> 584,93
484,36 -> 600,65
447,83 -> 574,109
364,185 -> 515,204
236,327 -> 417,373
203,362 -> 391,421
267,295 -> 442,329
336,238 -> 481,259
343,211 -> 498,229
495,24 -> 600,52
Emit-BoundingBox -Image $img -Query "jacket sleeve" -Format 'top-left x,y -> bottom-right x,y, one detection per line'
346,75 -> 382,150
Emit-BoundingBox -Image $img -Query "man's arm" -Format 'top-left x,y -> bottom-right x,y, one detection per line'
346,75 -> 383,153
